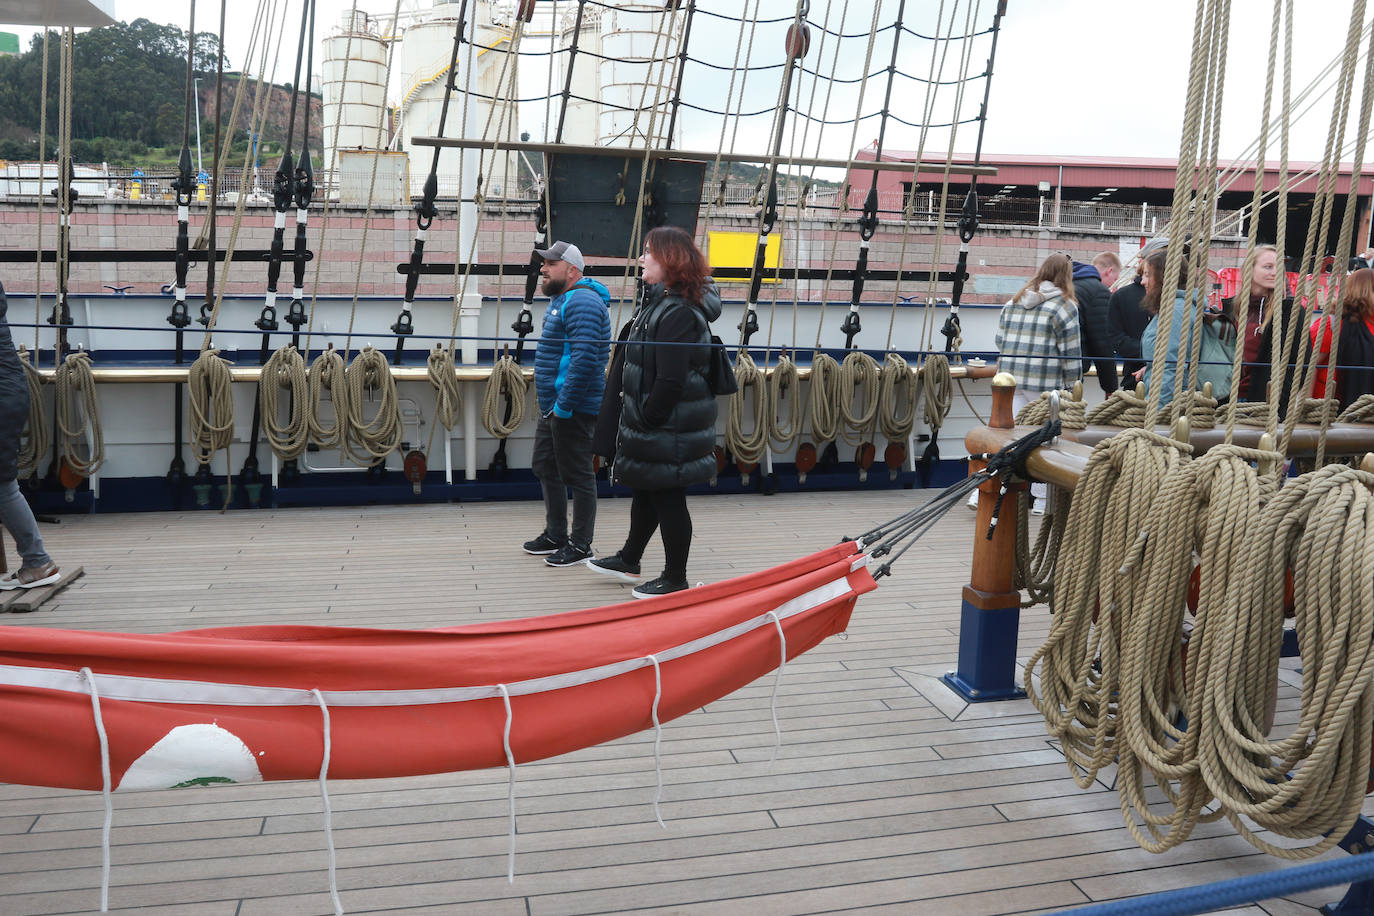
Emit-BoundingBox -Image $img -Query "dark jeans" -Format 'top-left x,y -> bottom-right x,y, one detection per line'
531,412 -> 598,549
621,487 -> 691,583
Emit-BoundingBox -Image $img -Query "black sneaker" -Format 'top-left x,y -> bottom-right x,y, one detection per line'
631,575 -> 690,599
587,553 -> 643,583
522,532 -> 565,555
545,543 -> 593,567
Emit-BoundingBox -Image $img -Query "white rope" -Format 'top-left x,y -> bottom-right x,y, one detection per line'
646,654 -> 667,829
765,611 -> 787,765
79,667 -> 112,913
310,689 -> 344,916
497,682 -> 517,883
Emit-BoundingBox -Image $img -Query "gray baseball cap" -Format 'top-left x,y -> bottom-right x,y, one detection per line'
535,240 -> 585,271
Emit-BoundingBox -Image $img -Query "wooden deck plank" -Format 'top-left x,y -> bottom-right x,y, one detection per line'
0,489 -> 1339,914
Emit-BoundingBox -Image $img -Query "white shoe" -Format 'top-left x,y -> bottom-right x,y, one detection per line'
1030,503 -> 1045,517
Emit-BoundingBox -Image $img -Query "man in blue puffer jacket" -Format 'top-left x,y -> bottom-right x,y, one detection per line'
523,241 -> 611,568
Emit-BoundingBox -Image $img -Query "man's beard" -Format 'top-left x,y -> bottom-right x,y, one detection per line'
542,276 -> 567,296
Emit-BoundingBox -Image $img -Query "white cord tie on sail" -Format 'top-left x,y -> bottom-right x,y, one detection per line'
79,667 -> 112,913
765,612 -> 787,765
311,689 -> 343,916
645,654 -> 667,829
497,682 -> 517,883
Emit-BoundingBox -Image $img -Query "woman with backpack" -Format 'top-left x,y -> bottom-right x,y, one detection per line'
589,226 -> 723,598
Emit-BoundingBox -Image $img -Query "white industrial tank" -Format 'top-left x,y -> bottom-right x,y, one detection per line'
598,3 -> 682,149
320,10 -> 390,172
554,3 -> 601,146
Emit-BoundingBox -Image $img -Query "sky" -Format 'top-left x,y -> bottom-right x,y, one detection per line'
3,0 -> 1369,166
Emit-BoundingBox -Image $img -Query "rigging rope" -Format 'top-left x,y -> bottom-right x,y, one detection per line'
16,347 -> 48,479
259,345 -> 310,461
53,350 -> 104,479
342,346 -> 403,463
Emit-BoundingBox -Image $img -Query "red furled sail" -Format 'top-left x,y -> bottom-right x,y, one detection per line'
0,542 -> 875,792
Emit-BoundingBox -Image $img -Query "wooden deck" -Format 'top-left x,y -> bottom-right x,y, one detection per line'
0,488 -> 1356,915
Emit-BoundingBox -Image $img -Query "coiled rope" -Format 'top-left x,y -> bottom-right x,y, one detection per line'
259,345 -> 309,461
805,352 -> 842,445
766,353 -> 802,449
876,352 -> 918,444
343,346 -> 402,463
53,350 -> 104,478
1085,387 -> 1151,428
427,345 -> 462,433
481,354 -> 527,439
16,347 -> 48,478
1014,390 -> 1087,430
726,352 -> 769,468
920,353 -> 953,442
306,348 -> 349,450
837,350 -> 880,446
187,349 -> 234,466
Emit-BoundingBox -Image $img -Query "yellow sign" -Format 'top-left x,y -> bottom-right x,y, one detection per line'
707,230 -> 783,284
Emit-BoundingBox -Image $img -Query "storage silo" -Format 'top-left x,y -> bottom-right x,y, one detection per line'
554,3 -> 601,146
321,11 -> 390,172
598,3 -> 682,149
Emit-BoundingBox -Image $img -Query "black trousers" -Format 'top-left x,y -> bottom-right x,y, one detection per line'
531,412 -> 598,548
621,487 -> 691,583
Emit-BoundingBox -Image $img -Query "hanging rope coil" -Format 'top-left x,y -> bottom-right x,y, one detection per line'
343,346 -> 402,462
1025,428 -> 1192,789
306,348 -> 349,450
837,350 -> 880,445
1195,462 -> 1374,859
187,349 -> 235,466
876,352 -> 918,443
16,346 -> 48,478
919,353 -> 953,438
53,350 -> 104,478
1014,486 -> 1072,607
481,354 -> 527,439
726,351 -> 769,467
766,354 -> 802,449
427,345 -> 462,431
259,345 -> 309,461
1085,388 -> 1150,428
805,352 -> 842,444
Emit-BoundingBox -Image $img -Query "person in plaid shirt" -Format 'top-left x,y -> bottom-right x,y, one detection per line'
986,253 -> 1082,512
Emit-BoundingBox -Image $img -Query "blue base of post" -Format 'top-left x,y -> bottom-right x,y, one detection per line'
1324,816 -> 1374,915
942,597 -> 1026,703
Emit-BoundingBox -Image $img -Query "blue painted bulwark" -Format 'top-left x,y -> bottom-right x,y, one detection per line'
943,598 -> 1026,702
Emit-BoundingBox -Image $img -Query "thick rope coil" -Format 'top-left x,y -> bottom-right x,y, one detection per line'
1217,400 -> 1273,428
1175,388 -> 1219,429
343,346 -> 402,462
53,350 -> 104,478
805,352 -> 842,444
187,349 -> 234,466
1196,463 -> 1374,859
1085,388 -> 1150,428
1113,444 -> 1278,854
306,348 -> 349,450
427,345 -> 462,431
876,352 -> 918,443
837,350 -> 880,446
481,354 -> 527,439
1338,393 -> 1374,423
726,351 -> 769,467
1014,485 -> 1072,607
920,353 -> 953,437
259,345 -> 309,461
766,354 -> 802,449
1014,391 -> 1087,430
1025,428 -> 1191,788
16,346 -> 48,478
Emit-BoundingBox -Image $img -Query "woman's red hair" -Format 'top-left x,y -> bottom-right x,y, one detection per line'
644,225 -> 709,304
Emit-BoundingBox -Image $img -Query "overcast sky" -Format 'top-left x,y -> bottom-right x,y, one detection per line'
5,0 -> 1369,165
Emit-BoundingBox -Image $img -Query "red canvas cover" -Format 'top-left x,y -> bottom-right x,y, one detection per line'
0,543 -> 875,791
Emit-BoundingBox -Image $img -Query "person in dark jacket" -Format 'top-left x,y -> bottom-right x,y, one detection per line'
1110,237 -> 1169,381
522,241 -> 612,568
1227,244 -> 1307,413
588,226 -> 720,599
1072,252 -> 1120,395
1311,268 -> 1374,408
0,282 -> 61,590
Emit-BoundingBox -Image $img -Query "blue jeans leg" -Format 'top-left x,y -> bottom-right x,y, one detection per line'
0,479 -> 52,569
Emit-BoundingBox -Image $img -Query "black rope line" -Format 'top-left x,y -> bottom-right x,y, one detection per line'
901,23 -> 995,41
891,67 -> 989,86
801,19 -> 900,40
886,112 -> 984,130
688,5 -> 798,24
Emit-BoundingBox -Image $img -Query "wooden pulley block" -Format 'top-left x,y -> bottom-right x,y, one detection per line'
795,442 -> 818,483
403,449 -> 427,495
784,22 -> 810,59
855,442 -> 875,482
883,441 -> 905,481
57,457 -> 84,491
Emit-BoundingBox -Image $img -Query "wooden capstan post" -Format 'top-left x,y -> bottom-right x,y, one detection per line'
943,371 -> 1027,702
